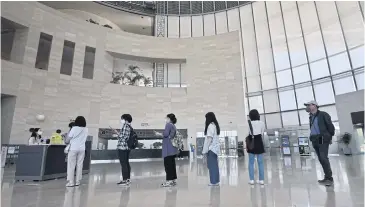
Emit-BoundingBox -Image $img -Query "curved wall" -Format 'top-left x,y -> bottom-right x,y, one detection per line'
162,1 -> 364,129
60,9 -> 122,30
1,2 -> 246,147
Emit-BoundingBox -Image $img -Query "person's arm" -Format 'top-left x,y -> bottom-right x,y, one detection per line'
202,125 -> 214,154
323,112 -> 335,136
28,137 -> 36,145
163,123 -> 172,139
261,121 -> 265,135
66,128 -> 75,144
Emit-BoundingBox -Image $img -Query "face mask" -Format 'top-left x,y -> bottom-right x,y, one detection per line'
37,131 -> 43,135
121,119 -> 126,125
165,118 -> 170,124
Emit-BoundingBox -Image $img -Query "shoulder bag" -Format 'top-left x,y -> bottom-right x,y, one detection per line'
245,120 -> 255,151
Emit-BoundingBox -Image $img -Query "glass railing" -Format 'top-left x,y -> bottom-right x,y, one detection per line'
98,1 -> 156,15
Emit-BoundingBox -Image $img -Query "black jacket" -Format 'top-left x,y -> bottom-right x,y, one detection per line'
309,110 -> 335,143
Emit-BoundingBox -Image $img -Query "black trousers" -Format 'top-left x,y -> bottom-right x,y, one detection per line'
312,141 -> 333,180
164,155 -> 177,181
118,150 -> 131,180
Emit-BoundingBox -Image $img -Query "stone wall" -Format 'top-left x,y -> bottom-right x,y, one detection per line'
1,2 -> 247,148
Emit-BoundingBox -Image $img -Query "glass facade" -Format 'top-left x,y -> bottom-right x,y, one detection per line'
162,1 -> 364,129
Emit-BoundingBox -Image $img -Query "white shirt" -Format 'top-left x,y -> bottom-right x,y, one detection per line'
28,137 -> 40,145
67,126 -> 88,151
202,123 -> 220,155
249,120 -> 265,136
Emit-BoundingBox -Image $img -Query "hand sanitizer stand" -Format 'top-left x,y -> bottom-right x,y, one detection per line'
298,137 -> 311,156
281,135 -> 291,156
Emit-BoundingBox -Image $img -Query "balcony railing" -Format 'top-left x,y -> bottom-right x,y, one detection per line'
97,1 -> 253,16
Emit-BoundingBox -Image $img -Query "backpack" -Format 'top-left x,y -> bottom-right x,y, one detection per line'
127,126 -> 138,150
171,130 -> 183,150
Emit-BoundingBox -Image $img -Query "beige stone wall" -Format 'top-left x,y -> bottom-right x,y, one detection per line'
1,2 -> 247,148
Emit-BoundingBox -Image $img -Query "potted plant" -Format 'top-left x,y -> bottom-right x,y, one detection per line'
110,65 -> 152,87
110,72 -> 124,84
339,132 -> 352,156
103,24 -> 113,29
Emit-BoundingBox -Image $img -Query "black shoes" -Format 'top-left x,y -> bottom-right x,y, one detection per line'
117,179 -> 131,186
318,178 -> 334,186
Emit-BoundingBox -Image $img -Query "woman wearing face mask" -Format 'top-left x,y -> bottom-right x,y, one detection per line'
161,113 -> 178,187
28,128 -> 43,145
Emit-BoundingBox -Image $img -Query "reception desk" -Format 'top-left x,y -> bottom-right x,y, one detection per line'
91,149 -> 190,161
15,142 -> 91,181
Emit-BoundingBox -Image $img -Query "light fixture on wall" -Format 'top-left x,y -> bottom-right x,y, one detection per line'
36,114 -> 45,122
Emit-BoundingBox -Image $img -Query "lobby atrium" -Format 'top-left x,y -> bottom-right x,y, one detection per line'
1,1 -> 364,207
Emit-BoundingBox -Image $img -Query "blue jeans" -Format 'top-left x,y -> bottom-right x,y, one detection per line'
207,150 -> 220,184
248,153 -> 264,181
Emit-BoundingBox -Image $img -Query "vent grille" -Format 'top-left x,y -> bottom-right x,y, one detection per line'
214,1 -> 226,11
227,1 -> 239,8
167,1 -> 179,14
179,1 -> 191,15
203,1 -> 214,13
191,1 -> 203,14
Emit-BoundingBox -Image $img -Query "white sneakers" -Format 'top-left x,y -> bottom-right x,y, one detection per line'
249,180 -> 264,185
257,180 -> 264,185
66,181 -> 81,187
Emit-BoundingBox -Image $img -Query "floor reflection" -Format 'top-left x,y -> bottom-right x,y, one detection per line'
1,155 -> 364,207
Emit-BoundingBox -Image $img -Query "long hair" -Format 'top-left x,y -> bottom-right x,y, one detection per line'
204,112 -> 220,135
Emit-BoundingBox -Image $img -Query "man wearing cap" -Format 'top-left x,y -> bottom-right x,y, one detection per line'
305,100 -> 335,186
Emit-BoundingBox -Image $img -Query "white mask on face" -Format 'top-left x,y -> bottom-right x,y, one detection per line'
165,118 -> 170,124
121,119 -> 126,125
37,130 -> 43,135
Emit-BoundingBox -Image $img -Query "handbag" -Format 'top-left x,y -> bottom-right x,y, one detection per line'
64,144 -> 71,154
245,120 -> 255,151
171,130 -> 183,150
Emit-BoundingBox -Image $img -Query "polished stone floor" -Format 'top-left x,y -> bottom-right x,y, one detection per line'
1,154 -> 364,207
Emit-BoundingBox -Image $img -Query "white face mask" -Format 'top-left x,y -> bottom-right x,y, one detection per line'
37,130 -> 43,135
121,119 -> 126,125
165,118 -> 170,124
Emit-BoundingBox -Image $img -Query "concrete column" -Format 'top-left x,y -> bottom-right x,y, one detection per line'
47,35 -> 64,75
93,40 -> 109,82
21,27 -> 41,68
71,40 -> 85,79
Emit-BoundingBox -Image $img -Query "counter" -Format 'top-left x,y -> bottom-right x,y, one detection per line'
91,149 -> 189,161
15,141 -> 91,181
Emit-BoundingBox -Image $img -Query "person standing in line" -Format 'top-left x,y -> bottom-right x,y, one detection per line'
202,112 -> 221,186
66,116 -> 88,187
161,113 -> 178,187
246,109 -> 265,185
305,100 -> 335,186
116,114 -> 133,186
